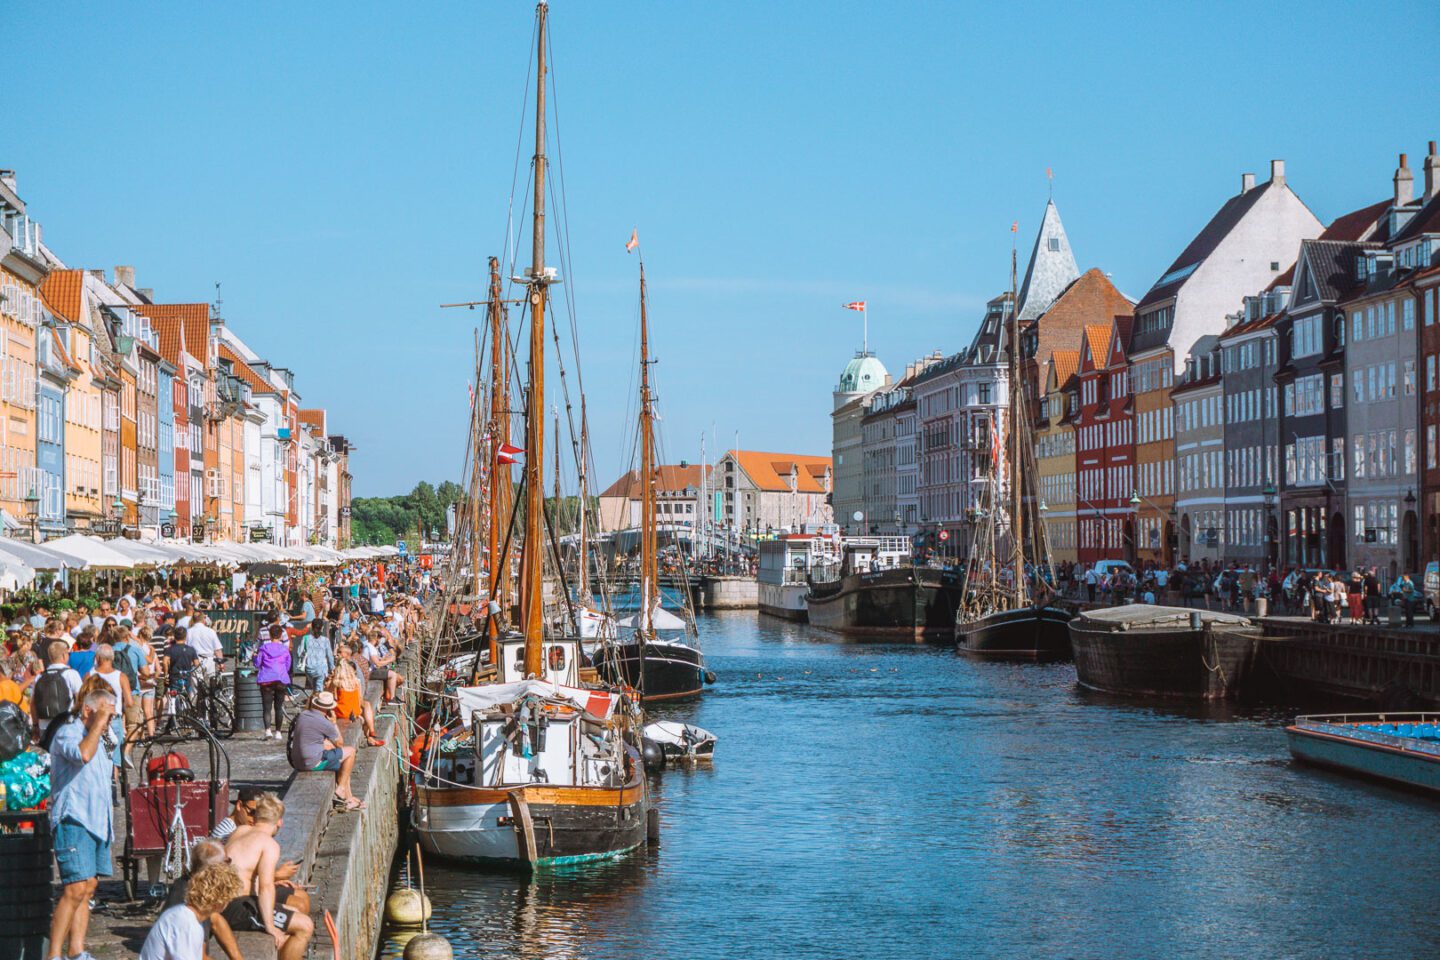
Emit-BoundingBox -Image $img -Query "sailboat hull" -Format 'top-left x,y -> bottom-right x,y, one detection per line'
955,606 -> 1073,661
413,780 -> 649,869
593,641 -> 708,702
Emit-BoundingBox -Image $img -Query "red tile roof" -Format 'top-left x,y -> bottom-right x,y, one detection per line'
39,270 -> 84,323
1048,349 -> 1080,388
298,409 -> 326,434
599,463 -> 713,499
729,450 -> 831,494
1321,199 -> 1388,242
133,304 -> 209,367
218,343 -> 277,395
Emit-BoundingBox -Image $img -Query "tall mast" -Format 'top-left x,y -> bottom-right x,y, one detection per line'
518,0 -> 548,678
471,327 -> 483,601
639,264 -> 657,636
486,255 -> 508,656
577,402 -> 590,598
553,409 -> 562,538
1008,241 -> 1024,606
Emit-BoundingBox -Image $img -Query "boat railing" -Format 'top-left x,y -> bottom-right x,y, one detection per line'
1294,712 -> 1440,757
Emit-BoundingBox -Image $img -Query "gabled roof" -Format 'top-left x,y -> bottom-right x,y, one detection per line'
133,304 -> 209,367
1136,182 -> 1274,310
1078,324 -> 1112,374
1320,199 -> 1388,242
1295,239 -> 1377,306
599,463 -> 713,500
1017,200 -> 1080,322
1106,316 -> 1133,367
728,450 -> 831,494
298,409 -> 326,434
218,343 -> 278,395
1048,349 -> 1079,389
39,270 -> 84,323
1218,311 -> 1282,341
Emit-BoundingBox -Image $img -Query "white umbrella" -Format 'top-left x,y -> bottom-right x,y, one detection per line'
102,539 -> 177,567
0,545 -> 36,589
42,534 -> 138,570
0,539 -> 78,570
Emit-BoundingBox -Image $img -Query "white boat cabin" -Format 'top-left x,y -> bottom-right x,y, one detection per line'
496,635 -> 584,685
812,535 -> 911,582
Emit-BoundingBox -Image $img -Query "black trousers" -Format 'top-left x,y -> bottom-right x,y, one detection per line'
259,681 -> 287,730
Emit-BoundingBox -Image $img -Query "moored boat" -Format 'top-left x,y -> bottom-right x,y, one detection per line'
1286,713 -> 1440,796
956,604 -> 1072,660
806,538 -> 961,640
757,535 -> 834,621
1068,604 -> 1262,700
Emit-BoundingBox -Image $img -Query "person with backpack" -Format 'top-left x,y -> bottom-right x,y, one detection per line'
300,618 -> 333,692
32,638 -> 81,742
111,626 -> 150,737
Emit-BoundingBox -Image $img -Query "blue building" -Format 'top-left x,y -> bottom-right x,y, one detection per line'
36,324 -> 72,539
158,358 -> 176,531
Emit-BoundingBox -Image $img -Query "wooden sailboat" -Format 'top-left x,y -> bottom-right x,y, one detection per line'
594,261 -> 711,702
954,236 -> 1071,660
412,1 -> 651,868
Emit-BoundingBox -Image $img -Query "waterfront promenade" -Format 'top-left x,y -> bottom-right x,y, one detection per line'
80,666 -> 408,960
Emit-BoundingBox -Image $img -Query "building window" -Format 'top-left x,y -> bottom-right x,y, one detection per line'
1330,374 -> 1344,409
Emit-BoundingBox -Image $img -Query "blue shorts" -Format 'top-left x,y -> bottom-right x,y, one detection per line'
314,747 -> 345,771
55,819 -> 112,885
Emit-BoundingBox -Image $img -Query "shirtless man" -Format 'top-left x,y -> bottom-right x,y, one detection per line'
221,793 -> 313,959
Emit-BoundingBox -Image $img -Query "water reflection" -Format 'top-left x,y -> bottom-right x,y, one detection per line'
381,610 -> 1440,960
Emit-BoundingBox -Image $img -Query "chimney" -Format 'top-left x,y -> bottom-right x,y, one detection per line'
1269,159 -> 1285,188
114,266 -> 135,289
1425,140 -> 1438,202
1395,152 -> 1414,207
1241,172 -> 1255,194
0,170 -> 14,193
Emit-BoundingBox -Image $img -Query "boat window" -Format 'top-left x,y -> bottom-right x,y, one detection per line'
548,645 -> 567,672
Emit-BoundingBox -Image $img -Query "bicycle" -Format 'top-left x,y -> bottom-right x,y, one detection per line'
159,670 -> 235,740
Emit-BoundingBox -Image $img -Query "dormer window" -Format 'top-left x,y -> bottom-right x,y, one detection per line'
1356,257 -> 1369,281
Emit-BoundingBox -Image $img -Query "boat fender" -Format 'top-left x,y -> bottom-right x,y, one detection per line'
402,932 -> 453,960
703,670 -> 717,685
647,806 -> 661,843
384,888 -> 432,926
641,738 -> 666,772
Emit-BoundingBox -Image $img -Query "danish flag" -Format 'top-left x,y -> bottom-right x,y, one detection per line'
844,301 -> 866,311
626,229 -> 639,253
496,443 -> 525,465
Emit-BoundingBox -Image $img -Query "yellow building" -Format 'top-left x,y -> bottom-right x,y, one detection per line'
0,174 -> 43,530
1035,350 -> 1080,564
40,270 -> 106,531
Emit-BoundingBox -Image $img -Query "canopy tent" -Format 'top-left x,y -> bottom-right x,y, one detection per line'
0,546 -> 37,589
41,535 -> 139,570
102,539 -> 183,567
455,678 -> 618,722
0,539 -> 81,570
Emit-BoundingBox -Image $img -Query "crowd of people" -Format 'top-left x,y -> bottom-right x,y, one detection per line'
1051,559 -> 1428,626
0,559 -> 435,960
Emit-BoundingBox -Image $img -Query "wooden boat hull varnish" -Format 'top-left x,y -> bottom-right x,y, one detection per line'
414,778 -> 649,869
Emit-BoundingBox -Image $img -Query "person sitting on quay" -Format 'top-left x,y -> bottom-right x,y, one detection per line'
45,686 -> 118,960
288,691 -> 363,811
329,643 -> 386,748
153,840 -> 245,960
360,628 -> 403,703
222,792 -> 314,960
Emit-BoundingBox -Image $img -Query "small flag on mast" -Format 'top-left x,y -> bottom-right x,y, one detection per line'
844,301 -> 866,311
1011,220 -> 1018,233
626,229 -> 639,253
496,442 -> 525,465
467,381 -> 475,408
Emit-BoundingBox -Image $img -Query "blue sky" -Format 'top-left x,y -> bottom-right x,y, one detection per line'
9,1 -> 1439,496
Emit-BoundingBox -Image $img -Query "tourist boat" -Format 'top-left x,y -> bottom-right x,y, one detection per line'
412,1 -> 652,869
593,262 -> 711,702
757,534 -> 835,621
805,536 -> 962,640
1286,713 -> 1440,795
952,240 -> 1071,660
1068,604 -> 1263,700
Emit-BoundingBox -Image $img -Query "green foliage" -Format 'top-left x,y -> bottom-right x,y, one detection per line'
352,480 -> 468,546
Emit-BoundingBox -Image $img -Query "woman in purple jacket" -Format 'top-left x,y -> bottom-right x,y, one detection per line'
253,625 -> 292,741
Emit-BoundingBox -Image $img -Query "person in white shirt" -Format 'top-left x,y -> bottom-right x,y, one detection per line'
139,862 -> 242,960
186,612 -> 225,677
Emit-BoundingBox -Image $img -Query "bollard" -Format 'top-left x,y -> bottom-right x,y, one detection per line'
1189,611 -> 1202,631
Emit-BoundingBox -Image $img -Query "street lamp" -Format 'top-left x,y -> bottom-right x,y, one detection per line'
1262,483 -> 1277,577
24,487 -> 40,543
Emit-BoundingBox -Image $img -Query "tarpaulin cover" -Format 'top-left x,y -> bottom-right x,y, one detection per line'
455,678 -> 617,721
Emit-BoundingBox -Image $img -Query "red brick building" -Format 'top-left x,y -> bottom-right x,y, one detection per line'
1075,316 -> 1136,564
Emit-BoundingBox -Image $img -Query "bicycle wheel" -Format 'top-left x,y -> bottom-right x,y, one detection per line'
206,696 -> 235,739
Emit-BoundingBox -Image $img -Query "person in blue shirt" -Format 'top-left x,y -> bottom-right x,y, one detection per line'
46,686 -> 118,960
68,629 -> 98,678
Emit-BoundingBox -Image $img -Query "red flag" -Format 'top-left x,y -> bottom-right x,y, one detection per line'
1011,220 -> 1018,233
844,301 -> 866,311
626,229 -> 639,253
496,443 -> 524,465
467,382 -> 474,408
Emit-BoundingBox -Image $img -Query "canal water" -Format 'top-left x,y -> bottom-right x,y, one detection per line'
380,611 -> 1440,960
